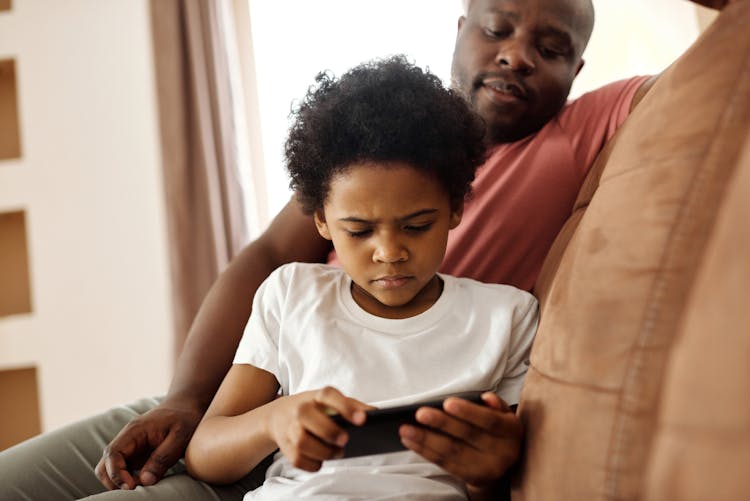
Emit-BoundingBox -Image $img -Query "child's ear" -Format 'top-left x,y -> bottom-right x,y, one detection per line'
313,209 -> 332,240
449,202 -> 464,229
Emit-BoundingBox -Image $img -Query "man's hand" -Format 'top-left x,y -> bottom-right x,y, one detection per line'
398,392 -> 522,500
95,402 -> 204,490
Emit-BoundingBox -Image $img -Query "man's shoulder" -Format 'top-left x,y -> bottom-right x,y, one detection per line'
527,75 -> 653,166
566,76 -> 651,107
558,76 -> 652,123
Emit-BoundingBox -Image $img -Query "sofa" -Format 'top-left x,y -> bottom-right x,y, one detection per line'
513,2 -> 750,500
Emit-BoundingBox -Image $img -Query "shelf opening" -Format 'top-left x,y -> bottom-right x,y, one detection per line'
0,210 -> 32,317
0,58 -> 22,160
0,366 -> 41,451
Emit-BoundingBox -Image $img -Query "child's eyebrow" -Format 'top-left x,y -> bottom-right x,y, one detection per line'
399,209 -> 439,221
338,209 -> 439,224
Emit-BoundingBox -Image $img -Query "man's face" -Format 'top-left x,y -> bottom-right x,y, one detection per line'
451,0 -> 588,143
314,162 -> 462,319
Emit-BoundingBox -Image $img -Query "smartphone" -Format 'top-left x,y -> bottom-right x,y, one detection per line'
330,391 -> 486,458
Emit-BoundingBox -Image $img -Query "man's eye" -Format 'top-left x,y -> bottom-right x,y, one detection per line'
538,45 -> 565,59
484,27 -> 510,39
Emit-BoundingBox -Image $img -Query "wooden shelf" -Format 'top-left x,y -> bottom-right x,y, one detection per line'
0,210 -> 32,317
0,366 -> 41,450
0,58 -> 22,160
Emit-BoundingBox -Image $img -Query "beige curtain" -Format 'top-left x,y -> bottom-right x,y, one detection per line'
150,0 -> 249,356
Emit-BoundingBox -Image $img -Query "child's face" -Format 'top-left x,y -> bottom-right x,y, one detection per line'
314,162 -> 462,319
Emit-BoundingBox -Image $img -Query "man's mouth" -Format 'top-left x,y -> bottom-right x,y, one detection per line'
481,78 -> 528,101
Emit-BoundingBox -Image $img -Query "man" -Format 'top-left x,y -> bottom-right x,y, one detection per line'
0,0 -> 730,499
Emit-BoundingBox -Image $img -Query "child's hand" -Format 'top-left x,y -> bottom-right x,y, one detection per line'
266,386 -> 371,472
398,392 -> 521,497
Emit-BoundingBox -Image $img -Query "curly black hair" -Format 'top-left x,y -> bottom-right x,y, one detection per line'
285,55 -> 487,214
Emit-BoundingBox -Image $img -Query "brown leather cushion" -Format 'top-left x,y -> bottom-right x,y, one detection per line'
515,2 -> 750,500
643,114 -> 750,501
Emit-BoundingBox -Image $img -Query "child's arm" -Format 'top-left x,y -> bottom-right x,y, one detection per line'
185,365 -> 370,485
398,392 -> 520,501
184,364 -> 280,484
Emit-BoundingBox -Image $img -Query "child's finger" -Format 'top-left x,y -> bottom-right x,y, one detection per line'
286,424 -> 343,464
293,398 -> 350,448
312,386 -> 372,426
477,391 -> 510,411
413,406 -> 483,447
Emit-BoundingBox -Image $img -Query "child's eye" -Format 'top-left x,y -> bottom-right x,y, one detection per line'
405,223 -> 432,233
346,229 -> 372,238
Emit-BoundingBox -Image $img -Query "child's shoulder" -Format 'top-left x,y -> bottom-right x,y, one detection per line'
442,274 -> 538,310
271,262 -> 347,285
258,263 -> 347,307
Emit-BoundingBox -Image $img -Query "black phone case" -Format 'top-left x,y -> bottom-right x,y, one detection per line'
330,391 -> 485,458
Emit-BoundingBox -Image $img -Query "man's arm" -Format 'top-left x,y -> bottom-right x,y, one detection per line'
95,198 -> 332,490
166,199 -> 331,415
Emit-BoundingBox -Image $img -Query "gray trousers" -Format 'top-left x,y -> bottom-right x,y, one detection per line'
0,397 -> 268,500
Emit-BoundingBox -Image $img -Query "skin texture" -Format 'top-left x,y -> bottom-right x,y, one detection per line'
96,0 -> 733,492
186,164 -> 520,499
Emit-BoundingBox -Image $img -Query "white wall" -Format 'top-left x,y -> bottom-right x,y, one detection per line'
571,0 -> 712,98
248,0 -> 464,224
0,0 -> 173,430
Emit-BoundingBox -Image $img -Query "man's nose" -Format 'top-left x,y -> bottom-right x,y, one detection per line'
494,38 -> 535,75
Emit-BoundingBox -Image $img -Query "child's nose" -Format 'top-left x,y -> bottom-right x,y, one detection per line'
373,239 -> 408,263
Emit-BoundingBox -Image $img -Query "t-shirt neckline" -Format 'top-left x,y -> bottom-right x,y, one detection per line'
338,273 -> 455,333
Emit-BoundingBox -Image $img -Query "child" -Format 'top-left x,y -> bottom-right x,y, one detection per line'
185,56 -> 538,500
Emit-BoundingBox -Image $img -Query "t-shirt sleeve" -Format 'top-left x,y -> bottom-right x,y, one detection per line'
232,266 -> 286,382
559,75 -> 652,177
494,292 -> 539,405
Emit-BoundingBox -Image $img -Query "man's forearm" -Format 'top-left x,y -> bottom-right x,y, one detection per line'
163,240 -> 278,411
162,199 -> 332,412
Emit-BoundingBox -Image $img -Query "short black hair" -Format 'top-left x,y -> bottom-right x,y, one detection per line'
285,55 -> 487,214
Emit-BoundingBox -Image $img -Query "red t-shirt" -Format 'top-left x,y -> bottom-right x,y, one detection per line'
439,76 -> 650,291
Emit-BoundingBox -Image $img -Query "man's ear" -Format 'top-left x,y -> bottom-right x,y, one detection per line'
450,202 -> 464,229
456,15 -> 466,36
313,210 -> 332,240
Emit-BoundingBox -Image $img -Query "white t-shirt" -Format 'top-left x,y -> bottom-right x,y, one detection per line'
233,262 -> 538,500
